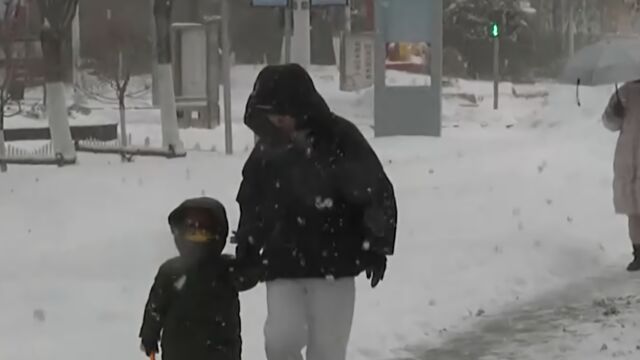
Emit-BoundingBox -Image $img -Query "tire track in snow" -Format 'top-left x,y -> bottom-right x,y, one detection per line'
405,266 -> 640,360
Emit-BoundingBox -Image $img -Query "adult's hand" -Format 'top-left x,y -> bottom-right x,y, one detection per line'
364,252 -> 387,288
233,229 -> 259,260
235,236 -> 261,264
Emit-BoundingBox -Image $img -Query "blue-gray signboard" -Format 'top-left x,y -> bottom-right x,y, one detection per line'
374,0 -> 443,137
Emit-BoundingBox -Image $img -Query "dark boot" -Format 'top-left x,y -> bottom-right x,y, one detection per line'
627,245 -> 640,272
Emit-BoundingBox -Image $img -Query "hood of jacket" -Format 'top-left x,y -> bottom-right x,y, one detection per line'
244,64 -> 334,142
168,197 -> 229,258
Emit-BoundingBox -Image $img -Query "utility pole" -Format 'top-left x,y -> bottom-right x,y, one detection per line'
150,0 -> 159,106
284,3 -> 292,63
567,0 -> 575,57
221,0 -> 233,154
291,0 -> 311,67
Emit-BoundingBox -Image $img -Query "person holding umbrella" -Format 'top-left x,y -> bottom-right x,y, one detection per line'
602,82 -> 640,272
561,34 -> 640,271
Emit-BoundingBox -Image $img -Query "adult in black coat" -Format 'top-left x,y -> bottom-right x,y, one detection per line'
235,64 -> 397,360
139,197 -> 260,360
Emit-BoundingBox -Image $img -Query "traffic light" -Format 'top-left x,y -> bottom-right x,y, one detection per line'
489,22 -> 500,38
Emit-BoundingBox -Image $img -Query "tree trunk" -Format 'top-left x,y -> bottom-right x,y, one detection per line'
157,63 -> 182,153
41,27 -> 75,160
150,0 -> 159,106
0,104 -> 7,173
118,51 -> 128,149
37,0 -> 78,161
46,81 -> 75,159
119,98 -> 127,148
154,0 -> 182,153
41,27 -> 65,83
154,0 -> 173,64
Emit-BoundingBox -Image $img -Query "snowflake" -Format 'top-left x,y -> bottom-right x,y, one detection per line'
174,275 -> 187,291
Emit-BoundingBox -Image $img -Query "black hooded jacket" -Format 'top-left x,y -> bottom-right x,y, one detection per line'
140,198 -> 260,360
236,64 -> 397,281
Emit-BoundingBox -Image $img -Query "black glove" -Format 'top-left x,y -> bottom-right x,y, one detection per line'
363,252 -> 387,288
234,229 -> 263,262
613,98 -> 625,118
140,338 -> 159,356
229,255 -> 267,290
236,241 -> 261,265
235,236 -> 253,261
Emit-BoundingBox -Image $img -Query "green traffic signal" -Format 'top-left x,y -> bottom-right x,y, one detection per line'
489,22 -> 500,38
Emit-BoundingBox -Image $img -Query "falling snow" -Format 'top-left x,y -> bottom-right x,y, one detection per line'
1,66 -> 637,360
174,275 -> 187,291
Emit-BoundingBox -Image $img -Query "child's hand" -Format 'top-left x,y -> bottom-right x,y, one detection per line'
140,338 -> 159,356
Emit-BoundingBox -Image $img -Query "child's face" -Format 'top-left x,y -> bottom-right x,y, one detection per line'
182,208 -> 216,241
174,208 -> 223,262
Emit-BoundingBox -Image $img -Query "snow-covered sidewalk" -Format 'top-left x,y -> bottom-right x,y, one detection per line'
409,266 -> 640,359
2,66 -> 639,360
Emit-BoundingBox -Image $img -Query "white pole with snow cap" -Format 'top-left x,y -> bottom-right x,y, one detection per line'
291,0 -> 311,67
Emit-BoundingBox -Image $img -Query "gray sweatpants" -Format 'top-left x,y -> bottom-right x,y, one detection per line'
264,277 -> 356,360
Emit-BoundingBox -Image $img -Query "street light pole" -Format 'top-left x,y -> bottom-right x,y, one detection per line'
489,11 -> 502,110
493,35 -> 499,110
221,0 -> 233,155
291,0 -> 311,67
150,0 -> 159,106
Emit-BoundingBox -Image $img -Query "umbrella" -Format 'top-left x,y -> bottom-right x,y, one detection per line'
561,35 -> 640,85
560,35 -> 640,105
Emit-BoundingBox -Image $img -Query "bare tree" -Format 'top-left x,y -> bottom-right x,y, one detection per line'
92,8 -> 141,155
0,0 -> 20,173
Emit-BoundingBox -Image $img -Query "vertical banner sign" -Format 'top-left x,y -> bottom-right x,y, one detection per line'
340,32 -> 374,91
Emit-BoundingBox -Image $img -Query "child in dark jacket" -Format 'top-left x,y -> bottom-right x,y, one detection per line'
139,197 -> 261,360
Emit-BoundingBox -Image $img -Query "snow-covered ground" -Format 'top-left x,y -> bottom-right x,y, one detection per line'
1,66 -> 639,360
